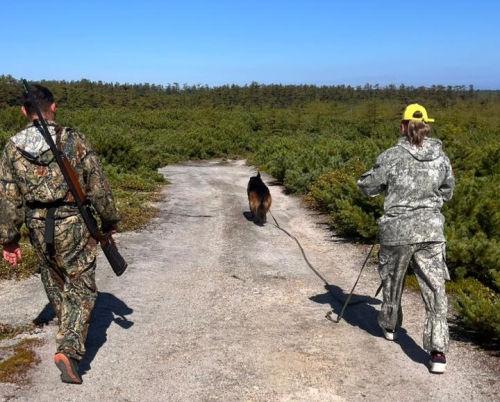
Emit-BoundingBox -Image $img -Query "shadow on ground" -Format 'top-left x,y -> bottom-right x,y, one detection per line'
310,284 -> 430,368
34,292 -> 134,377
79,292 -> 134,375
243,211 -> 267,227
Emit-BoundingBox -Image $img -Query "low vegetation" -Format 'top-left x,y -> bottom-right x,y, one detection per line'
0,338 -> 43,385
0,76 -> 499,349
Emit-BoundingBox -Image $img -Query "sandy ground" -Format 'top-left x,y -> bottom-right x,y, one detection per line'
0,159 -> 498,402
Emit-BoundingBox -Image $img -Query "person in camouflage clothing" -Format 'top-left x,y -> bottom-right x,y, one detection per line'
0,84 -> 121,384
358,103 -> 455,374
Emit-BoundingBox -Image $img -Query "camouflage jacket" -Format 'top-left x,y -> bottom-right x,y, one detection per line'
358,137 -> 455,246
0,121 -> 120,244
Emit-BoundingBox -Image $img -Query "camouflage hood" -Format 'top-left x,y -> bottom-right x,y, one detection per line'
396,137 -> 443,161
10,121 -> 58,166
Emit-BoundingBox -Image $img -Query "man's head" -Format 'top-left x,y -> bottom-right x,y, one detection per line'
22,84 -> 56,120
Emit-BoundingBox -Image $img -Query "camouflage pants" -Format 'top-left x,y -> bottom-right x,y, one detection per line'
378,242 -> 450,353
27,214 -> 98,361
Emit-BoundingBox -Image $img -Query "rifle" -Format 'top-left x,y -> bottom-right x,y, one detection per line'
22,79 -> 128,276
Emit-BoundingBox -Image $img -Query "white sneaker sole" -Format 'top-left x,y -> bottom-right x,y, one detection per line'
429,361 -> 446,374
382,328 -> 397,341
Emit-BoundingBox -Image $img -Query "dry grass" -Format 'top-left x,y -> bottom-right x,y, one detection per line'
0,338 -> 43,385
0,323 -> 38,342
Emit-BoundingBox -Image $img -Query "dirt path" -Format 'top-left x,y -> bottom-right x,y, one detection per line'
0,160 -> 498,402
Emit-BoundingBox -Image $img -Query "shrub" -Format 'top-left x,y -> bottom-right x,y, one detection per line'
453,278 -> 500,343
305,161 -> 382,239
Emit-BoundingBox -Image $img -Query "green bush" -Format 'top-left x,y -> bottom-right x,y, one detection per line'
305,161 -> 382,239
453,278 -> 500,342
444,173 -> 500,289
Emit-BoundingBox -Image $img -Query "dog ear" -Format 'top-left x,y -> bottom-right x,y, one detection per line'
257,171 -> 261,179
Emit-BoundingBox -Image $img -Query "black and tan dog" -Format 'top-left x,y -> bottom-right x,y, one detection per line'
247,171 -> 272,225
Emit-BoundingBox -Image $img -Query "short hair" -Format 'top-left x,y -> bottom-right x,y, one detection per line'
22,84 -> 55,116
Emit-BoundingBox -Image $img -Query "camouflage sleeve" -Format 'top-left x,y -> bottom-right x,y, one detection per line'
357,155 -> 387,198
439,155 -> 455,202
68,130 -> 121,226
0,144 -> 24,244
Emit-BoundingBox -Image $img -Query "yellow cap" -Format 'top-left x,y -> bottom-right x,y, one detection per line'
402,103 -> 435,123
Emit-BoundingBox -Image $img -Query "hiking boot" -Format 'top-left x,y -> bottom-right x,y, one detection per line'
382,327 -> 397,341
429,351 -> 447,374
54,353 -> 83,384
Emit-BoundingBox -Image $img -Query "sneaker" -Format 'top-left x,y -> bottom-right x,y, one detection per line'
54,353 -> 83,384
429,351 -> 447,374
382,327 -> 398,341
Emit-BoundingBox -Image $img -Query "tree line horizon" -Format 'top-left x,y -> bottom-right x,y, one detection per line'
1,74 -> 499,111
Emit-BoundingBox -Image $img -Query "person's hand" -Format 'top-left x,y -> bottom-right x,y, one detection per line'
2,243 -> 22,265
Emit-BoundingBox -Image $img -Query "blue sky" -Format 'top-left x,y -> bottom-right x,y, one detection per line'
1,1 -> 499,89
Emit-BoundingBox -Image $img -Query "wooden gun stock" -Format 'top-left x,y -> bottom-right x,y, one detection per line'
62,156 -> 86,202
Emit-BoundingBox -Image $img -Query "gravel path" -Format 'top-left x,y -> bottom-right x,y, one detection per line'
0,160 -> 498,402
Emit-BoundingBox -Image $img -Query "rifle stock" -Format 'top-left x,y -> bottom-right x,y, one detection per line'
82,204 -> 128,277
62,157 -> 86,201
22,79 -> 128,276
